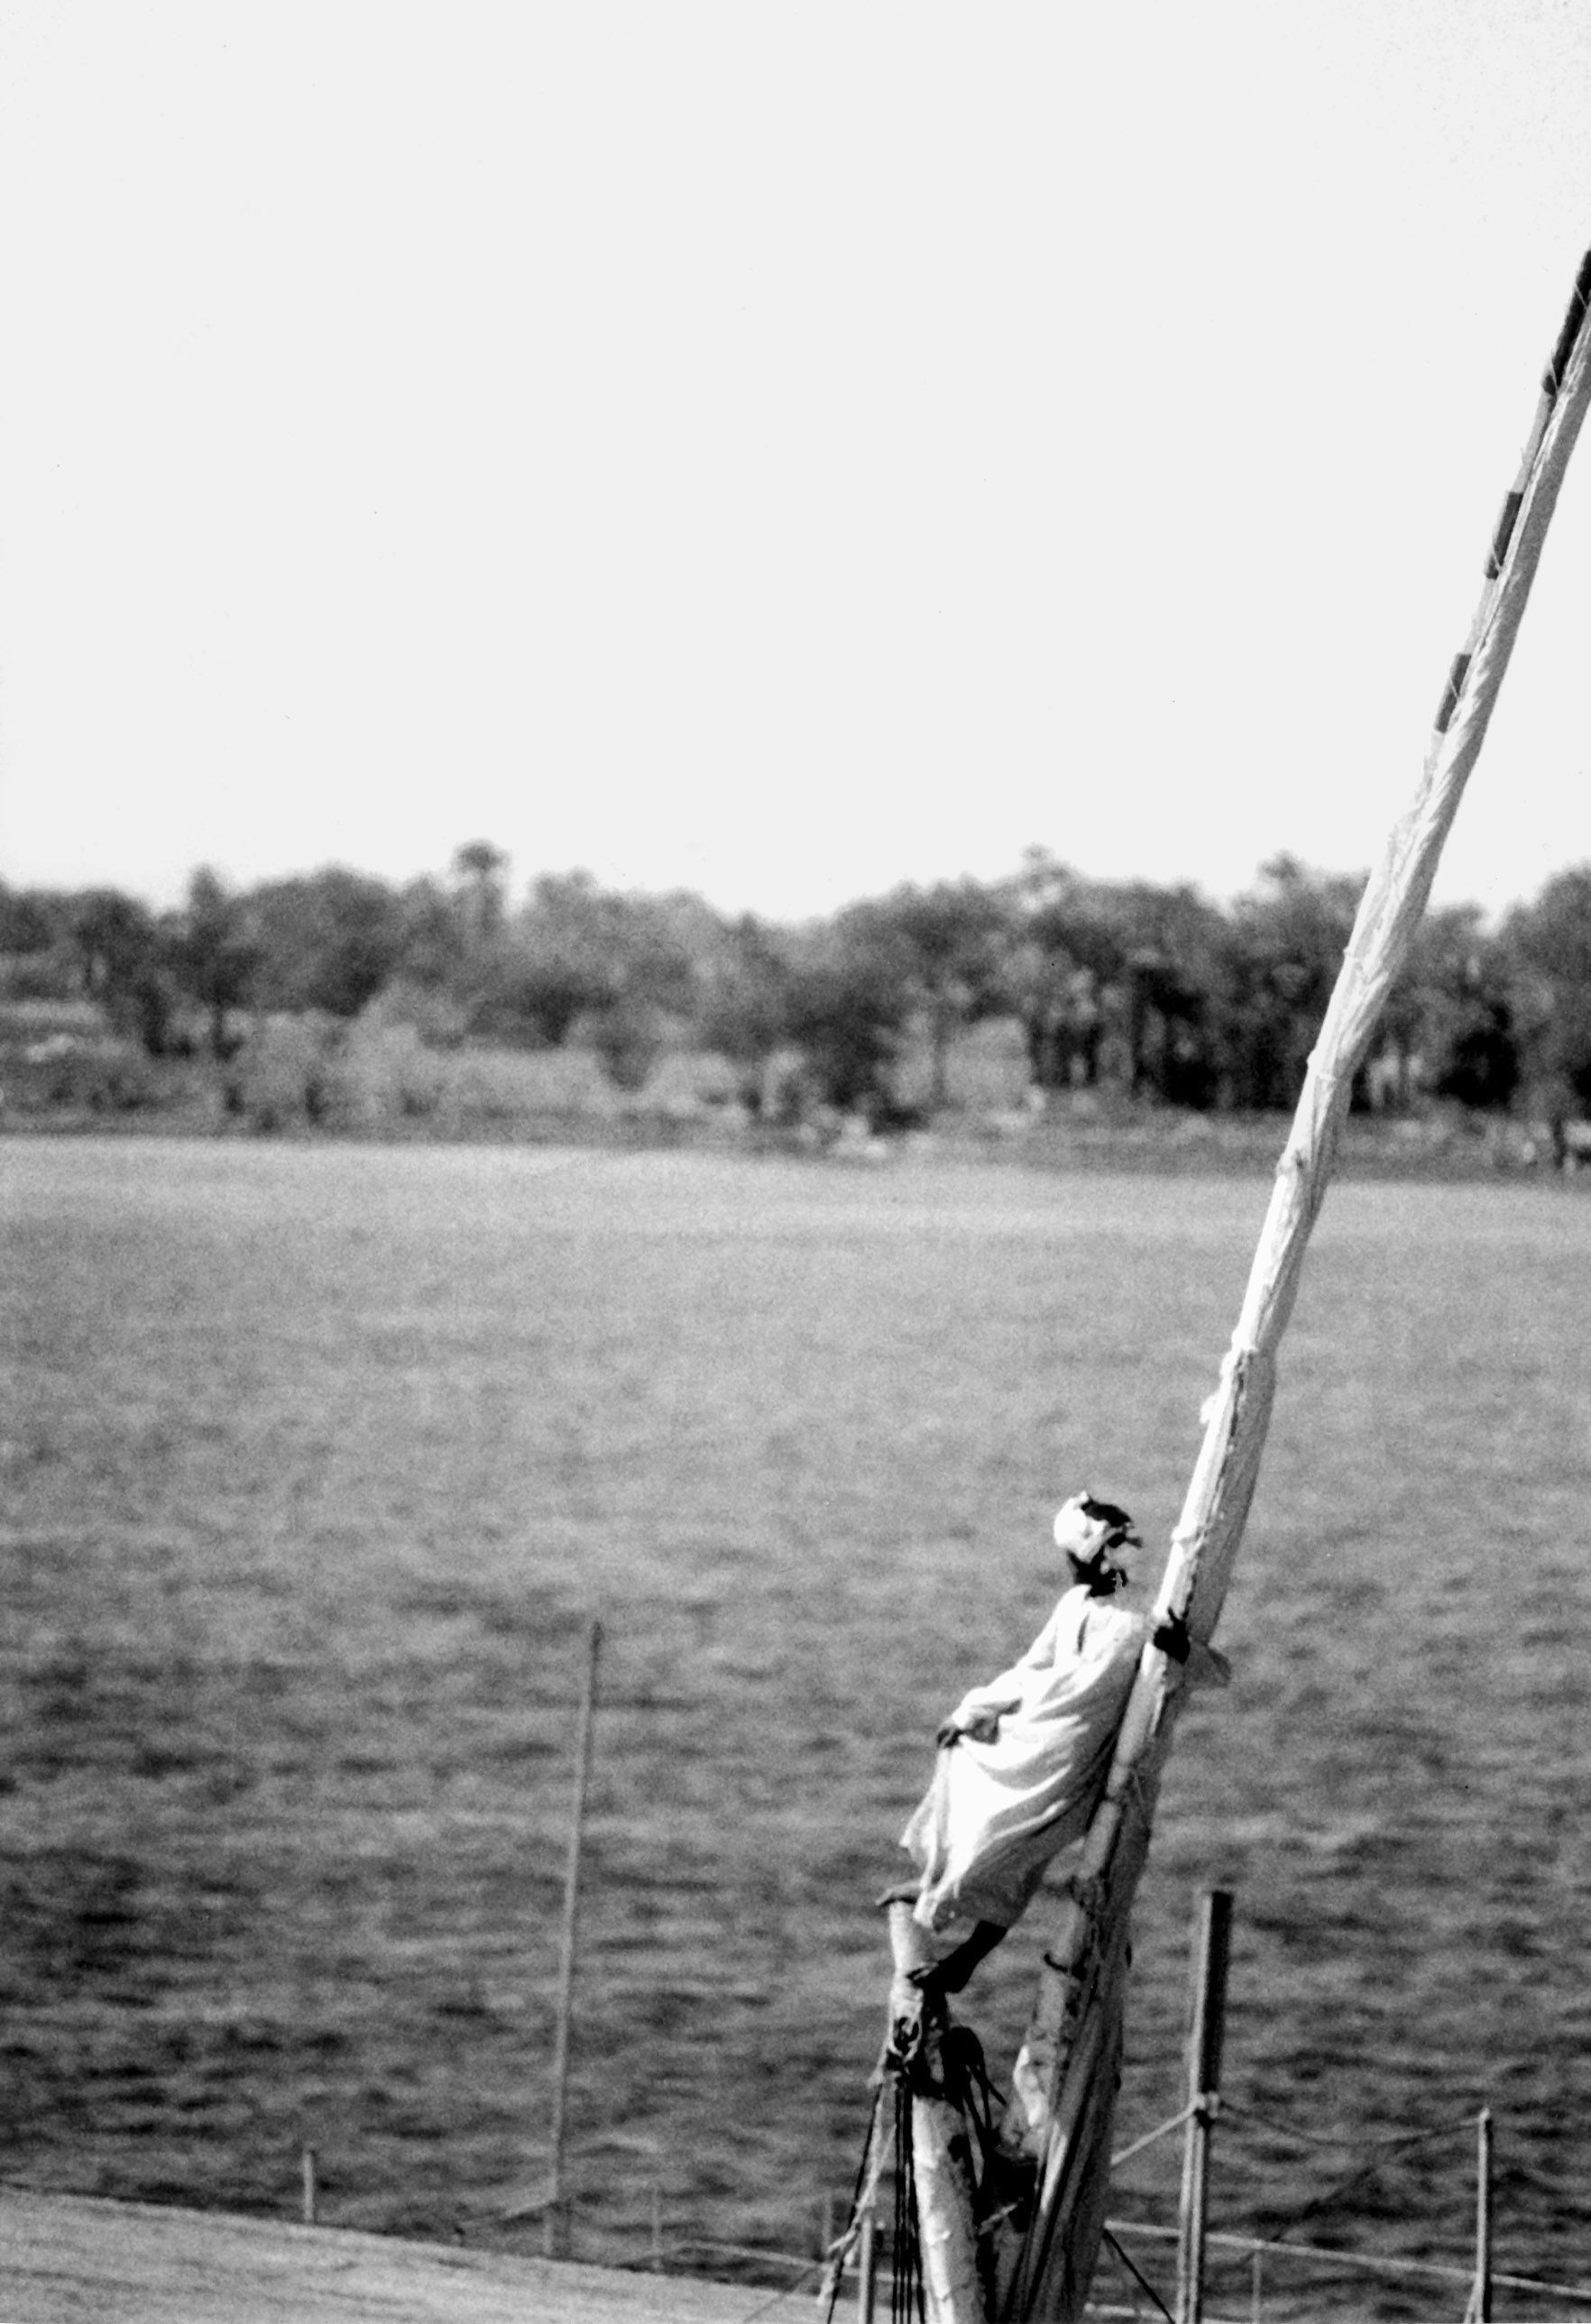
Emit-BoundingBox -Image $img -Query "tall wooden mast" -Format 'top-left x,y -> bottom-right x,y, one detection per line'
990,246 -> 1591,2320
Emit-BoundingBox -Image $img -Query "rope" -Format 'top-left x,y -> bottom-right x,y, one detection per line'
1198,2109 -> 1486,2268
1099,2226 -> 1175,2324
943,2023 -> 1005,2196
860,2022 -> 998,2324
823,2081 -> 888,2324
1219,2097 -> 1480,2154
1201,2099 -> 1484,2262
892,2072 -> 925,2324
1109,2099 -> 1199,2171
1091,2222 -> 1591,2307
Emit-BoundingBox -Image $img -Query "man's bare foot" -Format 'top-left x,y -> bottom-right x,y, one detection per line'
906,1957 -> 966,1998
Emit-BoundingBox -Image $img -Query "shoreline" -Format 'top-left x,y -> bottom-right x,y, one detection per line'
0,1104 -> 1573,1186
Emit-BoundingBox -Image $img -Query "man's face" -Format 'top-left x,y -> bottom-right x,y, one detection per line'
1053,1495 -> 1136,1575
1069,1527 -> 1122,1580
1060,1509 -> 1112,1561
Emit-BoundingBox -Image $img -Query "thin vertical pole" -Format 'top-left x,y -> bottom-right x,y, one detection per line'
858,2210 -> 878,2323
545,1615 -> 602,2261
300,2145 -> 317,2227
1473,2108 -> 1494,2323
1175,1888 -> 1233,2324
815,2191 -> 839,2310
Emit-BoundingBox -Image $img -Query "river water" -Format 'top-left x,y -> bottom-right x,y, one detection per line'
5,1139 -> 1589,2316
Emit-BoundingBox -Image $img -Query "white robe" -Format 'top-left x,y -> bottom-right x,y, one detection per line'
901,1585 -> 1150,1936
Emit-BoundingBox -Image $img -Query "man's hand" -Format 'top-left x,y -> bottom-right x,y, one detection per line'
1152,1611 -> 1191,1665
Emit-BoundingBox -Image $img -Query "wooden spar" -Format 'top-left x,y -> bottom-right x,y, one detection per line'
858,2209 -> 879,2324
1000,246 -> 1591,2324
1473,2108 -> 1495,2324
1174,1890 -> 1233,2324
545,1615 -> 602,2261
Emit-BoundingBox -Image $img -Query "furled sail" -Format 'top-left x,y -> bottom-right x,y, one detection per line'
999,243 -> 1591,2324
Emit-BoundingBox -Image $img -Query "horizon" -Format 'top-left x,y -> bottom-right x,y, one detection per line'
3,5 -> 1589,923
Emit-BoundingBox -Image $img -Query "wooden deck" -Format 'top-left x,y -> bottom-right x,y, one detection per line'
0,2190 -> 765,2324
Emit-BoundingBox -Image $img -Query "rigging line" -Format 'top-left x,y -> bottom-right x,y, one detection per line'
1219,2100 -> 1478,2154
1113,2222 -> 1591,2306
824,2080 -> 889,2324
852,2099 -> 896,2237
1109,2099 -> 1200,2171
1213,2143 -> 1461,2256
1099,2227 -> 1176,2324
946,2025 -> 1006,2188
892,2075 -> 925,2324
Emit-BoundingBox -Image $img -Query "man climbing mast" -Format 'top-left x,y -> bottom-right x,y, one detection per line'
886,1494 -> 1228,1998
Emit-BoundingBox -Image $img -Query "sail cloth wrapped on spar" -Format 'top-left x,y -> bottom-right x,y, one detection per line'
866,246 -> 1591,2324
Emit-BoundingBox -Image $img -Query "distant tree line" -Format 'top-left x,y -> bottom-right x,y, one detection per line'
5,841 -> 1591,1131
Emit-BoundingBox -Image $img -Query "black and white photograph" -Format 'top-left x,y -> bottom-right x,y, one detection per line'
4,7 -> 1591,2319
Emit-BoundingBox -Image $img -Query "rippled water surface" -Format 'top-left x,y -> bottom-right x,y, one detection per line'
5,1139 -> 1590,2315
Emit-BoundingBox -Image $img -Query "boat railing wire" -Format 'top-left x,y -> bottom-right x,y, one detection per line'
686,2217 -> 1591,2324
468,2085 -> 1591,2319
1093,2092 -> 1591,2317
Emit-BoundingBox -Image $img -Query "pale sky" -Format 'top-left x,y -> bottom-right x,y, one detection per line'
2,2 -> 1589,924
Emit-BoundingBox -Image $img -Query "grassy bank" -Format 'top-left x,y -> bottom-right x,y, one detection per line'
3,997 -> 1571,1184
